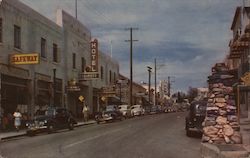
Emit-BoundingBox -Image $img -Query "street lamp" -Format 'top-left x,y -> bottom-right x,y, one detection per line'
147,66 -> 152,106
116,79 -> 122,105
53,68 -> 56,106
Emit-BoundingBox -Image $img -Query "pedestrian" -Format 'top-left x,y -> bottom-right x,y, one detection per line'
82,104 -> 89,122
13,109 -> 22,132
2,114 -> 8,131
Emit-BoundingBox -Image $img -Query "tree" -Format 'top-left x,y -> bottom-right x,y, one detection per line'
187,87 -> 198,103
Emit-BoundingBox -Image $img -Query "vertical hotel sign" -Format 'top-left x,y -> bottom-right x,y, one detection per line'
91,39 -> 98,72
79,39 -> 99,81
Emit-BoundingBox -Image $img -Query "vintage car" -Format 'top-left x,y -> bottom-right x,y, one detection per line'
96,105 -> 124,124
118,105 -> 131,118
130,105 -> 145,116
185,100 -> 207,137
26,107 -> 77,136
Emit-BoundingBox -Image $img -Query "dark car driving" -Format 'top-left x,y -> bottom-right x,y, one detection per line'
185,100 -> 207,137
96,105 -> 124,124
26,107 -> 77,135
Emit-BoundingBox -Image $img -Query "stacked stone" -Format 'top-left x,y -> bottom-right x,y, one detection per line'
202,83 -> 242,144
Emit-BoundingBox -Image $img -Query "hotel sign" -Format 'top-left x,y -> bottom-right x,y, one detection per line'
79,72 -> 99,81
10,53 -> 39,65
91,39 -> 98,72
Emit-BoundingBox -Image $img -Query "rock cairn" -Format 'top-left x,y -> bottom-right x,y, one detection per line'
202,63 -> 242,144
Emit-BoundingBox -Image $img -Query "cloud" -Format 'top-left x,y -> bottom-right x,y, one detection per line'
20,0 -> 241,92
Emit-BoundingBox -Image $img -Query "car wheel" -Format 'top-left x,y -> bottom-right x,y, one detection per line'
48,124 -> 55,133
186,128 -> 192,137
27,131 -> 35,137
120,116 -> 125,121
185,118 -> 192,137
68,122 -> 74,130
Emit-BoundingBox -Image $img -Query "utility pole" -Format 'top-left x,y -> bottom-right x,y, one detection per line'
154,58 -> 157,106
147,66 -> 152,105
125,28 -> 138,107
75,0 -> 78,19
168,76 -> 171,97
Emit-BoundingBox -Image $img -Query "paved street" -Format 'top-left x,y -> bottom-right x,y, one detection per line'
0,112 -> 201,158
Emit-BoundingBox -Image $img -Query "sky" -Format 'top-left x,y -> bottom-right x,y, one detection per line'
20,0 -> 241,93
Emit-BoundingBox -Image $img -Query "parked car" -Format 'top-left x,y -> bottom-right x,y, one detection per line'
118,105 -> 131,118
26,107 -> 77,136
96,105 -> 124,124
149,106 -> 157,115
163,106 -> 174,113
130,105 -> 145,116
144,106 -> 151,115
185,100 -> 207,137
149,106 -> 162,114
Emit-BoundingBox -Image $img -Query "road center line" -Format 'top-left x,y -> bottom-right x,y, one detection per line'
62,128 -> 124,149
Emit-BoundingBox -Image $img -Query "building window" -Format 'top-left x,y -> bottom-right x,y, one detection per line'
109,70 -> 112,83
0,18 -> 2,43
73,53 -> 76,69
101,66 -> 104,80
41,38 -> 46,58
14,25 -> 21,49
53,43 -> 58,62
81,57 -> 86,72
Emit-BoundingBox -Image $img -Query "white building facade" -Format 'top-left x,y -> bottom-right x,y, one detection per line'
0,0 -> 119,118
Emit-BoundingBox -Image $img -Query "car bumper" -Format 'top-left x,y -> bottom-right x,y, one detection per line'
97,117 -> 113,122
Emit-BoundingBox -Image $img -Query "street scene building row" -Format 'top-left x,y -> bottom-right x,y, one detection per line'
0,0 -> 148,119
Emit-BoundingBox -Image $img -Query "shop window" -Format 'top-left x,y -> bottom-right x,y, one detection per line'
101,66 -> 104,80
53,43 -> 58,62
41,38 -> 46,58
73,53 -> 76,69
0,18 -> 2,43
14,25 -> 21,49
81,57 -> 86,72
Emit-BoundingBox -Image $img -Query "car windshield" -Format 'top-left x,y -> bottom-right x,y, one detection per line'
118,106 -> 127,110
106,105 -> 116,111
195,104 -> 207,114
45,108 -> 55,116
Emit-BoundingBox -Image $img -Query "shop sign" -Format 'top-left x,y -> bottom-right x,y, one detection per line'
90,39 -> 98,72
66,79 -> 80,92
241,72 -> 250,86
66,86 -> 80,92
10,53 -> 39,65
79,72 -> 99,81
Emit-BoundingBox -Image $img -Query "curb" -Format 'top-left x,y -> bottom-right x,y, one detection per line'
0,121 -> 97,142
201,143 -> 250,158
0,132 -> 27,141
75,121 -> 97,127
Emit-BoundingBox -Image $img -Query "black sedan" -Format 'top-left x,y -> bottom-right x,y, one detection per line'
26,107 -> 77,136
96,105 -> 124,124
185,100 -> 207,137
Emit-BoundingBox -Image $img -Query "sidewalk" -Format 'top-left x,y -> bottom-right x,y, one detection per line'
0,120 -> 96,141
201,118 -> 250,158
